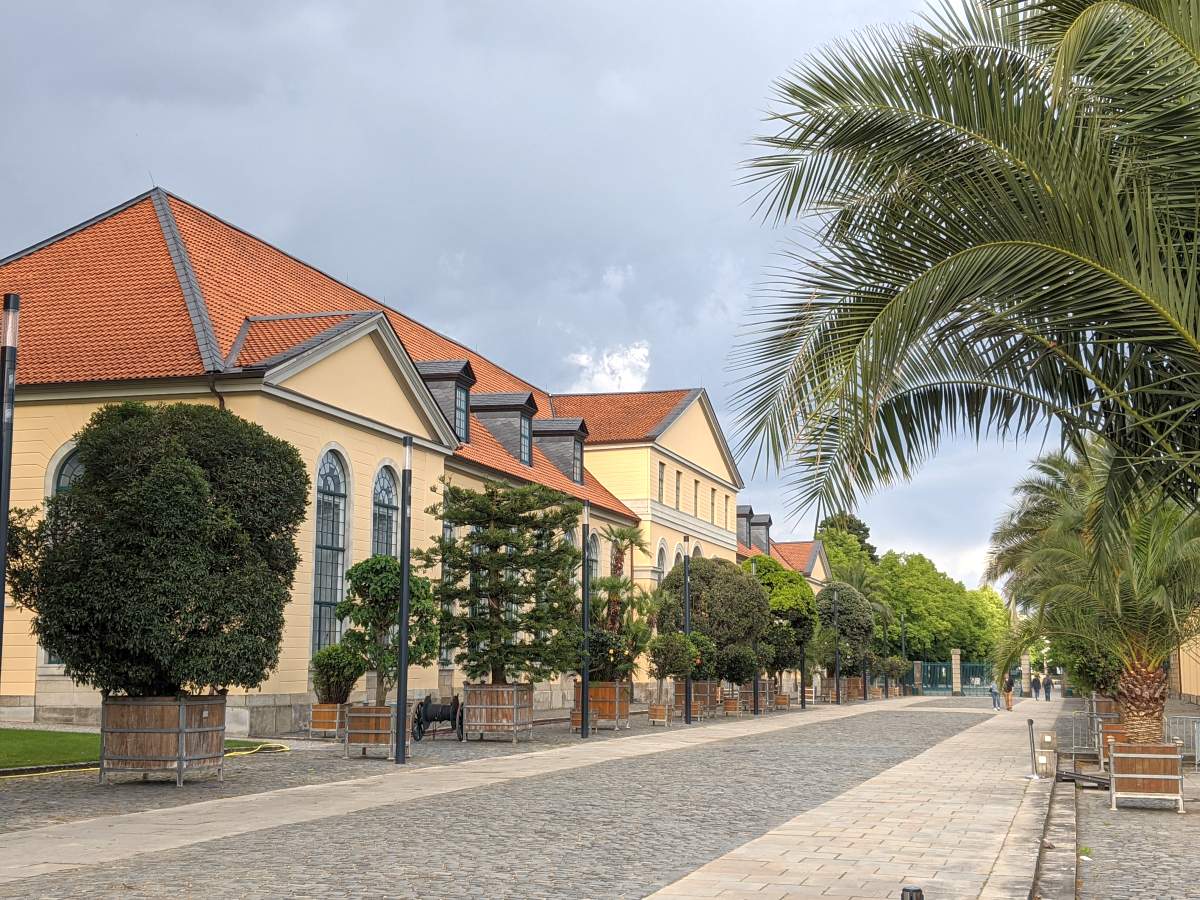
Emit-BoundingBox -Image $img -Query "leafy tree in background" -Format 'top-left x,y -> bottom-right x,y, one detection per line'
6,402 -> 308,697
338,555 -> 439,706
417,479 -> 581,685
742,556 -> 817,685
647,632 -> 696,704
814,582 -> 872,674
818,513 -> 876,561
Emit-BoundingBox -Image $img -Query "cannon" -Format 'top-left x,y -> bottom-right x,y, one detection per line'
411,694 -> 464,742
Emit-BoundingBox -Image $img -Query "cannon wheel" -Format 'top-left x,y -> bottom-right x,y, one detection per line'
455,703 -> 465,742
411,707 -> 425,743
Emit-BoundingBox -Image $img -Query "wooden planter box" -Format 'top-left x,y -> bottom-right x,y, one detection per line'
723,697 -> 742,717
1100,722 -> 1128,770
774,694 -> 791,710
570,706 -> 598,733
648,702 -> 671,726
100,694 -> 225,786
673,680 -> 721,720
309,702 -> 348,739
463,682 -> 534,743
345,705 -> 395,758
740,679 -> 775,711
573,680 -> 632,730
1109,741 -> 1185,813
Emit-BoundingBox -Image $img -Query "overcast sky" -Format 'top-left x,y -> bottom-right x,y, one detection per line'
0,1 -> 1044,587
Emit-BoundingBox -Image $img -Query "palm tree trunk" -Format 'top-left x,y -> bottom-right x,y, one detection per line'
1117,660 -> 1168,743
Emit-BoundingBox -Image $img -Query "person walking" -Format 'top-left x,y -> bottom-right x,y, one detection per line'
1002,673 -> 1015,711
1031,672 -> 1042,700
988,678 -> 1001,711
1043,675 -> 1053,701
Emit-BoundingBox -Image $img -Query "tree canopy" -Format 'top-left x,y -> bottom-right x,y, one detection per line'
657,557 -> 770,651
7,401 -> 308,697
818,513 -> 876,561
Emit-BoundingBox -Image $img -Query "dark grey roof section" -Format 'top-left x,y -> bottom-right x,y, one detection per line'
470,391 -> 538,415
737,505 -> 754,516
150,189 -> 223,374
229,311 -> 378,370
415,359 -> 477,386
0,188 -> 157,267
648,388 -> 702,439
750,513 -> 773,526
531,417 -> 588,437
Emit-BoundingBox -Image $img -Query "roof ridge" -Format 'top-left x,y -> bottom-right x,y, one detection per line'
550,387 -> 694,398
150,190 -> 223,373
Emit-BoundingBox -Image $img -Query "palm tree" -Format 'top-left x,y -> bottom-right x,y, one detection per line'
989,444 -> 1200,741
731,0 -> 1200,527
599,524 -> 648,630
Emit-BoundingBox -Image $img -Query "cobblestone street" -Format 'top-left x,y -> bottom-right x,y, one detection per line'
0,699 -> 1058,899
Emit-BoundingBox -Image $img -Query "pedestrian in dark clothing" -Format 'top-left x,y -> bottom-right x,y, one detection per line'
1031,673 -> 1042,700
1002,674 -> 1014,711
1043,676 -> 1053,700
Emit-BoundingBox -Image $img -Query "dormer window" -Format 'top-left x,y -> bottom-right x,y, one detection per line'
572,439 -> 584,483
454,383 -> 470,441
519,414 -> 532,465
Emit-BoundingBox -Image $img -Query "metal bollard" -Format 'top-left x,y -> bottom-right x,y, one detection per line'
1027,718 -> 1039,779
901,887 -> 924,900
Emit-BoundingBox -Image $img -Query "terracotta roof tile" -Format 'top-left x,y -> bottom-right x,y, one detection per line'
771,541 -> 818,574
548,390 -> 693,443
231,314 -> 359,367
737,541 -> 763,559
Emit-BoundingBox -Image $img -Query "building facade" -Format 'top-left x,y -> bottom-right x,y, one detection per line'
0,189 -> 744,734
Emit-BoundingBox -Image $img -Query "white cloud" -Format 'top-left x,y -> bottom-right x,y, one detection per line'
602,263 -> 633,293
567,341 -> 651,392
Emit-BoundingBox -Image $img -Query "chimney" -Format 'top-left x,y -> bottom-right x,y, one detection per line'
471,392 -> 539,464
532,418 -> 588,483
736,505 -> 753,548
749,513 -> 772,554
414,360 -> 476,441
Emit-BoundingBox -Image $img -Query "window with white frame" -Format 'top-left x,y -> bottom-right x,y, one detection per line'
371,467 -> 399,557
313,451 -> 348,652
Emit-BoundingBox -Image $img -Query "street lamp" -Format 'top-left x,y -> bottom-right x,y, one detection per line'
0,294 -> 19,695
580,501 -> 592,738
683,534 -> 692,725
750,558 -> 759,716
392,435 -> 413,764
833,588 -> 841,705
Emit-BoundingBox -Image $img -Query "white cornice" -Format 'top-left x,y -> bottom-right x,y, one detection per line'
622,499 -> 737,550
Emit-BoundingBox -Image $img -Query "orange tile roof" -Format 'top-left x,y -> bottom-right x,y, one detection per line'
548,389 -> 695,443
0,189 -> 636,522
737,541 -> 763,559
771,541 -> 819,575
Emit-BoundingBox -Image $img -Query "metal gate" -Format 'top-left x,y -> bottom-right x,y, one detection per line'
923,661 -> 952,694
960,662 -> 991,696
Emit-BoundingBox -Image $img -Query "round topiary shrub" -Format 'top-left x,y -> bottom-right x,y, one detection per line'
690,632 -> 719,681
657,557 -> 770,651
717,644 -> 760,685
310,644 -> 367,705
815,581 -> 873,654
7,401 -> 309,697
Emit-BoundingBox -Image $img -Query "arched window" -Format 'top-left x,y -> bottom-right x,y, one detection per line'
692,544 -> 703,558
656,545 -> 667,585
313,451 -> 348,652
587,532 -> 601,585
371,467 -> 399,557
674,550 -> 684,570
54,449 -> 84,494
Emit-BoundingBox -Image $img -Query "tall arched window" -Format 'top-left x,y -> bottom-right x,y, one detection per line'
54,449 -> 84,494
587,532 -> 601,585
674,550 -> 684,570
692,544 -> 703,558
371,467 -> 399,557
313,451 -> 348,652
656,545 -> 667,585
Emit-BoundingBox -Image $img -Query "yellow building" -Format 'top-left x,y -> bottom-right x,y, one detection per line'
0,189 -> 741,734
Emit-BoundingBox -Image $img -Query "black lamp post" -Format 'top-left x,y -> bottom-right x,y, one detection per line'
750,558 -> 759,716
683,535 -> 692,725
392,435 -> 413,764
580,501 -> 591,739
833,588 -> 841,705
882,610 -> 890,699
0,294 -> 19,695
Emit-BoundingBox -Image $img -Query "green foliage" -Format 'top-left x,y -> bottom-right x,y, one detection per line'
742,556 -> 818,646
818,513 -> 877,561
717,644 -> 760,685
690,632 -> 719,681
338,555 -> 439,706
763,620 -> 804,675
6,401 -> 308,696
1050,638 -> 1121,697
815,582 -> 873,653
310,644 -> 367,705
818,528 -> 875,583
881,655 -> 910,683
585,576 -> 655,682
658,557 -> 771,651
647,632 -> 696,681
416,478 -> 581,684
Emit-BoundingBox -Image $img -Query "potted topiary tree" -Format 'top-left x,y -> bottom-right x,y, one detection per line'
337,554 -> 439,755
743,556 -> 817,702
418,479 -> 582,743
647,631 -> 695,725
718,644 -> 761,715
815,581 -> 873,702
573,574 -> 654,730
309,644 -> 367,737
6,402 -> 308,785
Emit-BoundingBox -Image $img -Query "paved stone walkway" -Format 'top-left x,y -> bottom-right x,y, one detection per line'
648,698 -> 1062,900
0,697 -> 1055,898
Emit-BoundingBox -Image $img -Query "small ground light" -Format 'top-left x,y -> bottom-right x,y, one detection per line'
901,887 -> 924,900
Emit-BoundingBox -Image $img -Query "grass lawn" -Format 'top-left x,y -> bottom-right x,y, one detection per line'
0,728 -> 264,769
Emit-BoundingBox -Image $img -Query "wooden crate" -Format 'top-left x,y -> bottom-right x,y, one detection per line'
1100,722 -> 1128,770
345,705 -> 395,758
570,706 -> 598,734
309,702 -> 347,739
723,697 -> 743,717
463,683 -> 534,743
573,680 -> 631,730
740,679 -> 775,711
100,695 -> 225,786
673,680 -> 722,720
1109,740 -> 1185,813
775,694 -> 792,710
647,702 -> 672,727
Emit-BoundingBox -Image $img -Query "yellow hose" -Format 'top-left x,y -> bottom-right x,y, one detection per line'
0,741 -> 290,780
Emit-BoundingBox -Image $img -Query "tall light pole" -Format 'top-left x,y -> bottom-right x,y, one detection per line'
0,294 -> 19,694
392,435 -> 413,764
833,588 -> 841,705
750,558 -> 759,716
683,534 -> 692,725
580,501 -> 591,739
